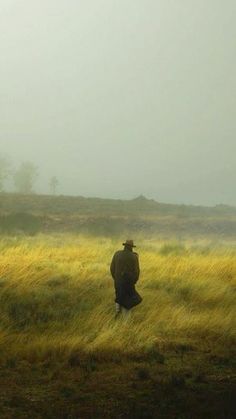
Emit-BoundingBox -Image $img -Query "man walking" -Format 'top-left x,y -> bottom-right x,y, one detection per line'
110,240 -> 142,317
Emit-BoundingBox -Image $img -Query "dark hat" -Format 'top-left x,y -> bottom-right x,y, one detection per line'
122,239 -> 136,247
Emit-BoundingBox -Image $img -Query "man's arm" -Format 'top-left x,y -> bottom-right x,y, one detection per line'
110,253 -> 116,279
133,253 -> 140,283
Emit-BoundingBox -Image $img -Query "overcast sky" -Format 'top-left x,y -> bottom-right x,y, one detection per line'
1,0 -> 235,205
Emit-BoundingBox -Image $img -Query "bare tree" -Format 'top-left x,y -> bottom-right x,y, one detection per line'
13,162 -> 38,194
49,176 -> 59,195
0,155 -> 11,192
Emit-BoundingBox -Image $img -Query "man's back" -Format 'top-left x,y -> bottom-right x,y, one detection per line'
110,240 -> 142,312
110,248 -> 140,283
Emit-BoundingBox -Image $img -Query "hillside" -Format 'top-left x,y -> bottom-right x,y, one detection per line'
0,192 -> 236,238
1,192 -> 236,216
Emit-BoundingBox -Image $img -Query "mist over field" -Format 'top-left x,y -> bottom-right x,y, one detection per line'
0,4 -> 236,417
1,0 -> 236,206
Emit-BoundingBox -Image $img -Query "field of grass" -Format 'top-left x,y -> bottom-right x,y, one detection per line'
0,234 -> 235,418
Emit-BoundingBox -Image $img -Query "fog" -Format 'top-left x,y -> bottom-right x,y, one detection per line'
1,0 -> 235,206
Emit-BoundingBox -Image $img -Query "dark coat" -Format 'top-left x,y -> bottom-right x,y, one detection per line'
110,248 -> 142,310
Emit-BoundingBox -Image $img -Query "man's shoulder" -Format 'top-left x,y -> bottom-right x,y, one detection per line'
113,250 -> 123,258
113,250 -> 139,259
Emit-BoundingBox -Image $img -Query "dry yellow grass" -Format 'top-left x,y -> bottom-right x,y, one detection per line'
0,234 -> 235,362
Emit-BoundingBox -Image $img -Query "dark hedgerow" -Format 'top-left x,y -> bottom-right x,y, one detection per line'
0,212 -> 42,235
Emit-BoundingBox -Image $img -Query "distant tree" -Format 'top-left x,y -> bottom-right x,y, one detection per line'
0,155 -> 11,192
49,176 -> 59,195
13,162 -> 38,194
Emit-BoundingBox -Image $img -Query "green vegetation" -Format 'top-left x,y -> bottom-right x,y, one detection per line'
0,192 -> 236,238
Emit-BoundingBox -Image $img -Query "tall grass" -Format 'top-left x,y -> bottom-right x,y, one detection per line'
0,234 -> 235,362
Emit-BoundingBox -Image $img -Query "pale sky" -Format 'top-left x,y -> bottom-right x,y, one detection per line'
1,0 -> 235,205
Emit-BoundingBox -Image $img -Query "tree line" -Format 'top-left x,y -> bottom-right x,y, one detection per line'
0,155 -> 59,195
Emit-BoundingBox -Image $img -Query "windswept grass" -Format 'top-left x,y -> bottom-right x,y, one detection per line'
0,235 -> 235,356
0,234 -> 235,418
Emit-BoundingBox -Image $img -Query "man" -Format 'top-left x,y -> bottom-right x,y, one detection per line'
110,239 -> 142,317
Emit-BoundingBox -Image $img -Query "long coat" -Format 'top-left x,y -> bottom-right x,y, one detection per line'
110,248 -> 142,310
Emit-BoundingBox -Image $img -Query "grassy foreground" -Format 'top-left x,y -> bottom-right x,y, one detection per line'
0,235 -> 235,418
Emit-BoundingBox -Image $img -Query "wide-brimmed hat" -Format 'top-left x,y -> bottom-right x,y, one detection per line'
122,239 -> 136,247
